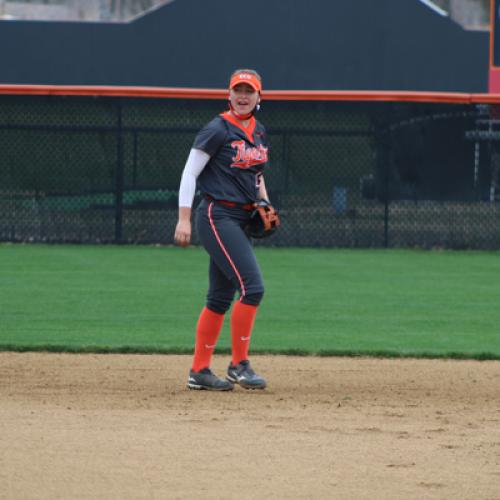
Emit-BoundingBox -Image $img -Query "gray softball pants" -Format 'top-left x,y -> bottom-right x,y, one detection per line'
195,199 -> 264,314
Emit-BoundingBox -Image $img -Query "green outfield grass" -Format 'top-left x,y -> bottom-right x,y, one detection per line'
1,243 -> 499,359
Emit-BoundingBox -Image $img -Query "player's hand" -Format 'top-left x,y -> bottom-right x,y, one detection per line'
174,220 -> 191,247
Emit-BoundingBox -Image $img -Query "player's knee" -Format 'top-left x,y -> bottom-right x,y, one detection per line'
206,296 -> 233,314
241,289 -> 264,307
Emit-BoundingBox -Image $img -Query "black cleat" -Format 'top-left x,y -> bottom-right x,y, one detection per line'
227,360 -> 267,390
187,368 -> 234,391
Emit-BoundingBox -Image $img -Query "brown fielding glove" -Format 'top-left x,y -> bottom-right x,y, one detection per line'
246,200 -> 281,239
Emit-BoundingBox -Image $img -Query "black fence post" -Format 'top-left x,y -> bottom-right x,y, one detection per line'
282,131 -> 290,195
374,106 -> 393,249
383,195 -> 389,248
132,130 -> 138,189
114,98 -> 125,244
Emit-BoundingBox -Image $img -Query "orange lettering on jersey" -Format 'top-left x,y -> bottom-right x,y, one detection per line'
230,140 -> 268,169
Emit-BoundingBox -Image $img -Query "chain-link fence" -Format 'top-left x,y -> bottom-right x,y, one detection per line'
1,93 -> 500,248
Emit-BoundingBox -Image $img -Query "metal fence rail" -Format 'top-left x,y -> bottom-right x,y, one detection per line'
1,89 -> 499,249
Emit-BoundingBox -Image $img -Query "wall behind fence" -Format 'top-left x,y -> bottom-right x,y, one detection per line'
0,0 -> 489,92
0,87 -> 499,249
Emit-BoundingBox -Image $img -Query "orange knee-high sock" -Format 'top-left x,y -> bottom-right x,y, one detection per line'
230,301 -> 258,365
191,307 -> 225,372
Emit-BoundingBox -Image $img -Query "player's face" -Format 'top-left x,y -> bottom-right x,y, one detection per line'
229,83 -> 260,117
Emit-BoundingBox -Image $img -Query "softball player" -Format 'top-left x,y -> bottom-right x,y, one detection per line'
174,69 -> 270,391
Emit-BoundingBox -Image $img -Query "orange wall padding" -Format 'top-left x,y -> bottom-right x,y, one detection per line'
1,84 -> 500,104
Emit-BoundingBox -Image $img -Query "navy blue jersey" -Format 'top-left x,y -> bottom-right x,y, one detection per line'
193,112 -> 269,204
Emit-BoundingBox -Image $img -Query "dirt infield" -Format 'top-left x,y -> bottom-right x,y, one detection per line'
1,353 -> 499,500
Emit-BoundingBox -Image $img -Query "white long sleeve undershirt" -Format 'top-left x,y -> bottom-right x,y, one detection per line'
178,148 -> 210,208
